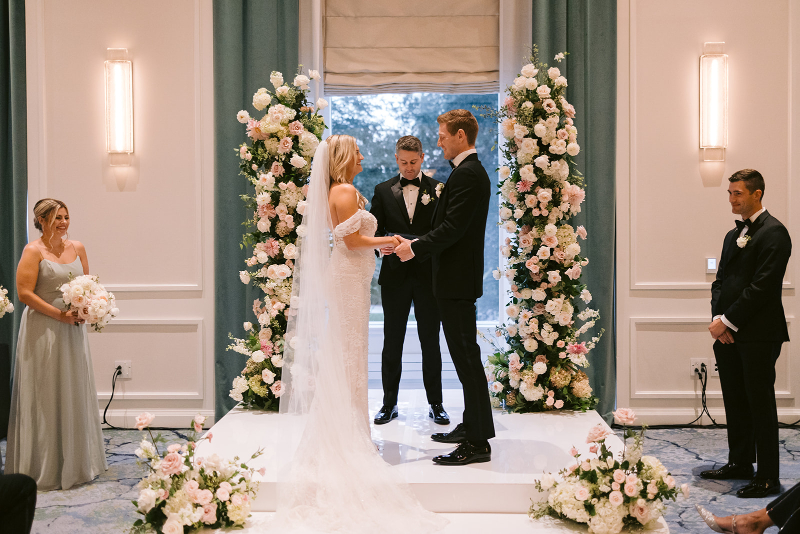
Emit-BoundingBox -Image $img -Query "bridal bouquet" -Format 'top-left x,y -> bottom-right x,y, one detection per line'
530,409 -> 687,534
0,286 -> 13,319
59,274 -> 118,331
227,67 -> 326,410
483,46 -> 602,413
131,413 -> 263,534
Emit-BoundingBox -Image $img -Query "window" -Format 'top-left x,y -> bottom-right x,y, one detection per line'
330,93 -> 500,322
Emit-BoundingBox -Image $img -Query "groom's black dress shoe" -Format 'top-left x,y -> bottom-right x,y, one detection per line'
373,405 -> 398,425
433,441 -> 491,466
431,422 -> 466,443
699,462 -> 754,480
737,478 -> 781,498
429,404 -> 450,425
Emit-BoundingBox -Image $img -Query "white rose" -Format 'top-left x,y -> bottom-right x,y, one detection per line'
296,200 -> 307,215
316,98 -> 328,110
262,368 -> 276,384
137,488 -> 157,513
523,338 -> 539,352
257,219 -> 270,233
290,154 -> 307,168
504,220 -> 517,233
514,209 -> 525,219
525,77 -> 539,91
534,155 -> 549,170
236,110 -> 250,124
251,350 -> 266,363
519,165 -> 535,181
276,86 -> 290,98
243,322 -> 253,331
536,85 -> 551,99
555,76 -> 568,87
533,361 -> 547,374
506,305 -> 520,318
293,74 -> 310,89
270,71 -> 284,88
308,70 -> 321,81
239,271 -> 251,284
283,243 -> 298,259
548,67 -> 561,80
513,76 -> 526,90
296,224 -> 307,237
253,90 -> 271,111
520,64 -> 538,77
492,270 -> 501,280
533,123 -> 547,138
499,166 -> 511,180
540,474 -> 555,490
499,207 -> 512,220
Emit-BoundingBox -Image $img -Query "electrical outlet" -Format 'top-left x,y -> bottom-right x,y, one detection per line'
709,360 -> 719,378
690,358 -> 708,378
115,360 -> 132,379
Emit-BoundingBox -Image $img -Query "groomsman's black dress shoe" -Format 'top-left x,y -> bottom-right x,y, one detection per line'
428,404 -> 450,425
373,405 -> 398,425
433,440 -> 491,466
431,422 -> 466,443
736,478 -> 781,498
699,462 -> 754,480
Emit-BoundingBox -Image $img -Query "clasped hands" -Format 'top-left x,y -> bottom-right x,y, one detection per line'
708,318 -> 734,344
380,235 -> 415,262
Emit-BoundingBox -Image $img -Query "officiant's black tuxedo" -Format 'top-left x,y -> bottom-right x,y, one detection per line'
711,209 -> 791,480
370,173 -> 444,408
412,153 -> 495,442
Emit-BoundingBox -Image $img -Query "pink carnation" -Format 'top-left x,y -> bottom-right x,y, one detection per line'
516,180 -> 533,193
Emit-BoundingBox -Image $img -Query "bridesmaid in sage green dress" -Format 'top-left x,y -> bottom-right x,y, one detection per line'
6,199 -> 107,490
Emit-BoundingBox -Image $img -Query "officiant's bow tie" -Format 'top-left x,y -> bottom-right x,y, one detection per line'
735,219 -> 750,232
400,177 -> 421,188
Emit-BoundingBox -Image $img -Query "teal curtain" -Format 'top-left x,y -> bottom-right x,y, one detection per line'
0,0 -> 28,366
533,1 -> 617,418
214,1 -> 300,420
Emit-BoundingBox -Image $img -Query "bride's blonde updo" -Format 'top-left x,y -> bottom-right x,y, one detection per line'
33,198 -> 69,232
326,134 -> 366,207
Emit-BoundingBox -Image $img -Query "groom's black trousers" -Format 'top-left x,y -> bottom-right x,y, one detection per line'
437,298 -> 495,442
380,277 -> 443,407
714,340 -> 782,480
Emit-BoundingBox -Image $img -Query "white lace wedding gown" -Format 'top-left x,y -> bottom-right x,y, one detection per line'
271,209 -> 446,534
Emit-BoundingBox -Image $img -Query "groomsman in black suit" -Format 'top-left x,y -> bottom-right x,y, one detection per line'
701,169 -> 792,498
370,136 -> 449,426
395,110 -> 495,465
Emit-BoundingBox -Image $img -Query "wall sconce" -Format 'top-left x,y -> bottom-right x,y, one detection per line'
105,48 -> 133,166
700,42 -> 727,162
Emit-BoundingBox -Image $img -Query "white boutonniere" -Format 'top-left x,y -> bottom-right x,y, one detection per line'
421,193 -> 431,205
435,183 -> 444,198
736,235 -> 751,248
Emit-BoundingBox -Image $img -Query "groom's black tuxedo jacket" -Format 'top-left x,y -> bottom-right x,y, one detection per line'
370,173 -> 442,287
711,210 -> 791,343
411,153 -> 491,300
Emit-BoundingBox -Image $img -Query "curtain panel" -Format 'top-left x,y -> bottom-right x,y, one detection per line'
213,0 -> 300,420
324,0 -> 499,95
532,0 -> 618,419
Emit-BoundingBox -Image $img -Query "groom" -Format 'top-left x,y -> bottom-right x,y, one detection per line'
395,109 -> 495,465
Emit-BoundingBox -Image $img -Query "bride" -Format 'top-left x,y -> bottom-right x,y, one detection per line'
271,135 -> 447,533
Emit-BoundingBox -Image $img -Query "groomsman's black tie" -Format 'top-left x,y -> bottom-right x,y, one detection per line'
735,219 -> 750,232
400,177 -> 421,188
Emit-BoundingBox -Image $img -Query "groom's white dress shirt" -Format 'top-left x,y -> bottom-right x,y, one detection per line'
715,206 -> 767,332
401,171 -> 422,223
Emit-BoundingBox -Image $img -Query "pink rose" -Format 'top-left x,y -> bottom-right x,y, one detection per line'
613,408 -> 637,425
612,481 -> 620,491
278,137 -> 293,154
586,424 -> 611,443
271,380 -> 284,397
630,500 -> 651,524
624,482 -> 639,497
626,474 -> 639,486
567,463 -> 578,474
581,461 -> 591,471
184,479 -> 200,498
574,486 -> 590,501
157,488 -> 169,501
167,443 -> 181,453
570,446 -> 579,457
202,502 -> 218,524
160,452 -> 183,476
231,493 -> 243,507
613,470 -> 626,484
288,120 -> 304,136
589,443 -> 598,454
577,226 -> 587,239
609,490 -> 624,507
162,518 -> 183,534
216,483 -> 231,502
194,422 -> 203,432
135,412 -> 155,431
270,161 -> 285,177
554,400 -> 564,409
545,396 -> 555,406
196,489 -> 213,505
565,265 -> 582,280
665,475 -> 675,489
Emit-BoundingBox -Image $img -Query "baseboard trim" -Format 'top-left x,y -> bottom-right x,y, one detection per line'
99,408 -> 215,430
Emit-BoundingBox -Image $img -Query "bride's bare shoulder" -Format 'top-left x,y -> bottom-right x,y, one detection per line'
329,184 -> 359,207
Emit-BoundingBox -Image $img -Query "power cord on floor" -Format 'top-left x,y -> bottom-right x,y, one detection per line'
687,362 -> 719,426
102,365 -> 123,430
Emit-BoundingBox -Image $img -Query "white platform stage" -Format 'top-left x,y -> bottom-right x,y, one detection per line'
196,390 -> 669,533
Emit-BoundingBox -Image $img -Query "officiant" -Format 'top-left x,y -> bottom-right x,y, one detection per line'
369,136 -> 449,426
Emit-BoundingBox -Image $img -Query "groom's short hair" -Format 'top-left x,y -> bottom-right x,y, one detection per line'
438,109 -> 479,146
729,169 -> 766,199
395,136 -> 423,155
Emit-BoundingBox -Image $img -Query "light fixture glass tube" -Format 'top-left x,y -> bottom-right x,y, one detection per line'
105,49 -> 133,160
700,52 -> 728,150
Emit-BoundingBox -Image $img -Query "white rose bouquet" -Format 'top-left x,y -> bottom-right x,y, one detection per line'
0,286 -> 13,319
228,67 -> 326,411
59,275 -> 118,332
530,409 -> 687,534
131,413 -> 263,534
481,46 -> 602,413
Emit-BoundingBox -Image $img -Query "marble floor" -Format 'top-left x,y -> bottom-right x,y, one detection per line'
2,424 -> 798,533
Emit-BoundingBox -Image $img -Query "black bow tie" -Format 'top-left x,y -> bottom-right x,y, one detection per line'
400,177 -> 421,188
735,219 -> 750,232
449,161 -> 456,169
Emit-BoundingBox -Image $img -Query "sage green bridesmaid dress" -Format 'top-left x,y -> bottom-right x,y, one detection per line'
6,257 -> 108,490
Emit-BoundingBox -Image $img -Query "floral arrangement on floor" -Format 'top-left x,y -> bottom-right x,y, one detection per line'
0,286 -> 13,319
227,68 -> 327,410
483,46 -> 602,412
59,275 -> 118,331
530,409 -> 688,534
131,413 -> 263,534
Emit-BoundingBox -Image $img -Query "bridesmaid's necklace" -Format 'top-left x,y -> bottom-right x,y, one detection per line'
41,235 -> 66,258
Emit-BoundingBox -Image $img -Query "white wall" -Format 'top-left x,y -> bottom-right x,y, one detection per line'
25,0 -> 215,427
616,0 -> 798,423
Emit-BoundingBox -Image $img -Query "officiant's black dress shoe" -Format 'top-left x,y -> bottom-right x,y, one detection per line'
431,422 -> 466,443
433,441 -> 491,466
428,404 -> 450,425
736,478 -> 781,498
373,405 -> 398,425
699,462 -> 754,480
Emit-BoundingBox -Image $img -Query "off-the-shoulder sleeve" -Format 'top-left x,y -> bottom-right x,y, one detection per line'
334,210 -> 363,238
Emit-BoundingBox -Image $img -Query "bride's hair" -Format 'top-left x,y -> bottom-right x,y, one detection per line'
326,134 -> 367,208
